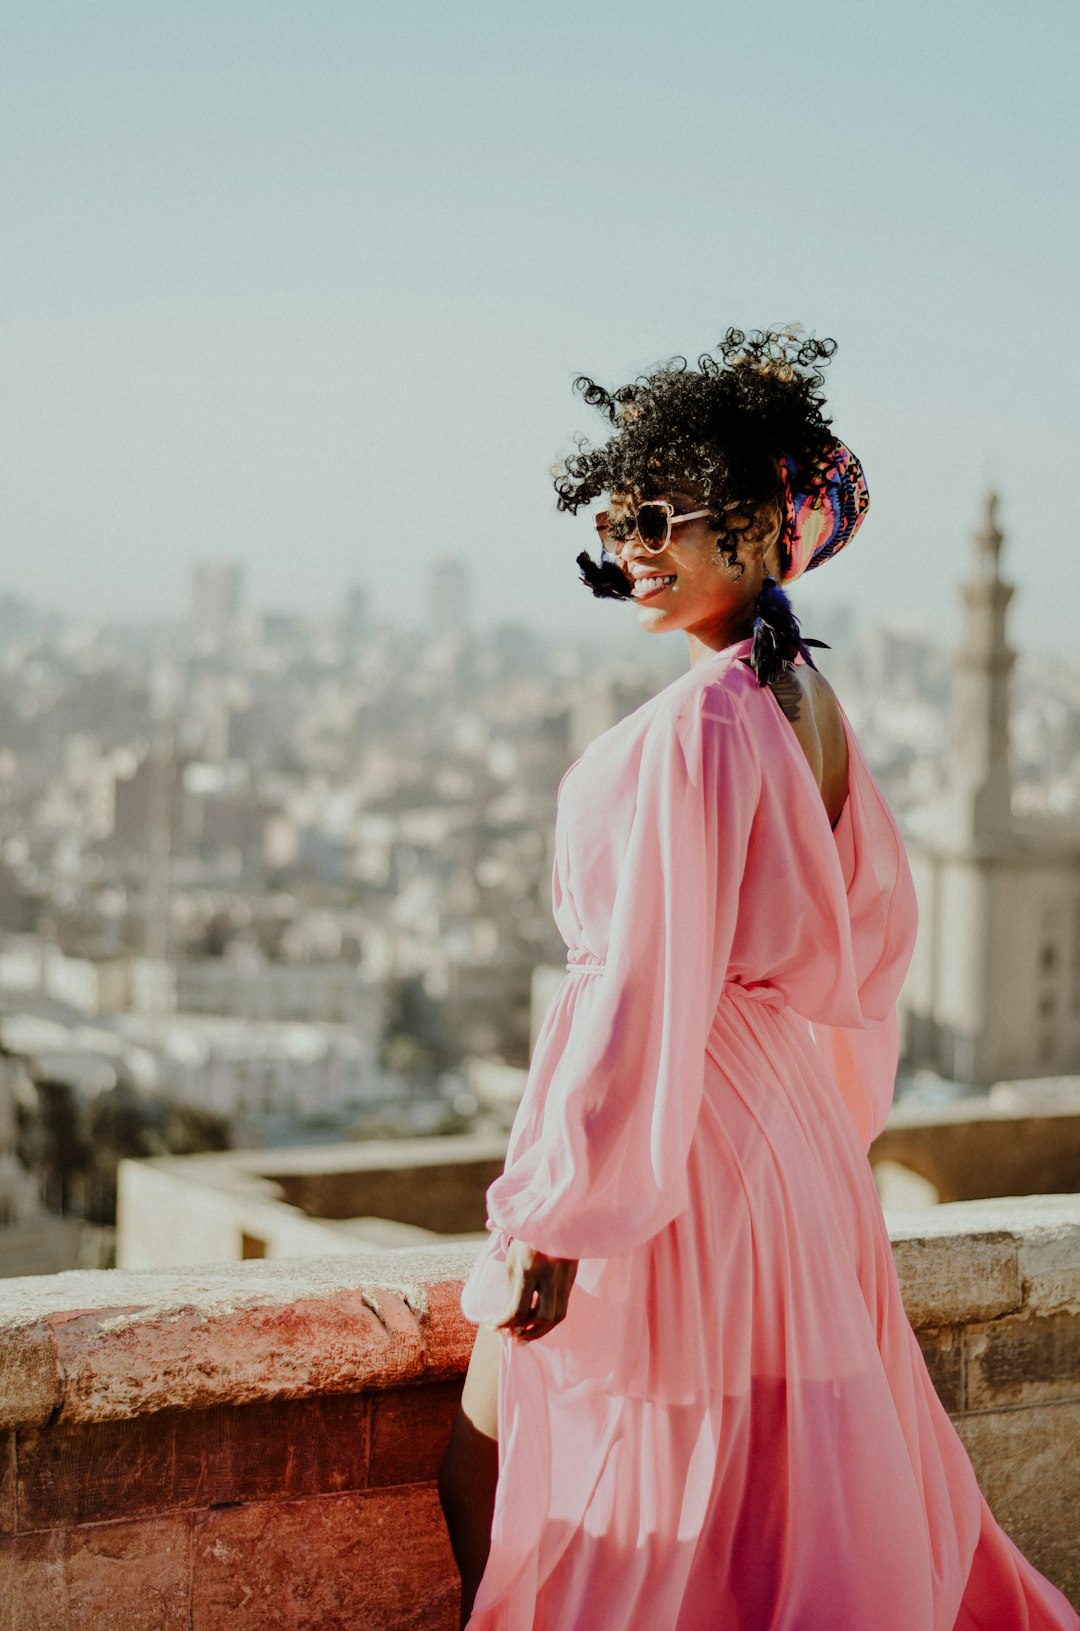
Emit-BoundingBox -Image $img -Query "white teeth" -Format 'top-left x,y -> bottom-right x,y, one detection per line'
633,575 -> 676,596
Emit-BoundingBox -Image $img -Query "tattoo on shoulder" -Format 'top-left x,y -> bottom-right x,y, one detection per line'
767,666 -> 802,722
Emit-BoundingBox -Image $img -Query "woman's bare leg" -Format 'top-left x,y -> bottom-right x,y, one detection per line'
438,1323 -> 502,1629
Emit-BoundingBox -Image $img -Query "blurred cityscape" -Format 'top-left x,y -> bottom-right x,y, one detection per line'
4,520 -> 1080,1274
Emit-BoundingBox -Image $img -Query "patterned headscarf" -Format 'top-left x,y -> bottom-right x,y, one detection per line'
777,440 -> 869,584
575,437 -> 869,602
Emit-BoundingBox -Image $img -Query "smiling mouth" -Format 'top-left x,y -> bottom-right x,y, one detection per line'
630,574 -> 677,601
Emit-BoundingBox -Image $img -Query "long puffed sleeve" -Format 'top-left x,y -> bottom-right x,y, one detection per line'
481,685 -> 761,1261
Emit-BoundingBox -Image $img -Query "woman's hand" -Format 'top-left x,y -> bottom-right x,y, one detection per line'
492,1237 -> 578,1343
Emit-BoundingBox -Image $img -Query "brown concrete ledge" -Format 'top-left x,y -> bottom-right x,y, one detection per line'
1,1198 -> 1079,1431
872,1096 -> 1080,1204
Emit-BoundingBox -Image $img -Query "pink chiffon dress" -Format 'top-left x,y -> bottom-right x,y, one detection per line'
459,634 -> 1079,1631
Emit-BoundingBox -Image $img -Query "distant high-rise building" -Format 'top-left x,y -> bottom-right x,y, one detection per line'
429,559 -> 471,639
344,586 -> 373,647
902,494 -> 1080,1083
191,562 -> 243,647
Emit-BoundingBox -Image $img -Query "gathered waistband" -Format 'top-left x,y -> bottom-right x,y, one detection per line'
722,980 -> 786,1011
564,956 -> 785,1010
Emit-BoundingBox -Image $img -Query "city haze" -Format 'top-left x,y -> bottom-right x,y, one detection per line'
2,1 -> 1077,645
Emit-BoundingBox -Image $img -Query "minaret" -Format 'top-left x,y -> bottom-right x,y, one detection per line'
903,489 -> 1080,1084
945,492 -> 1015,845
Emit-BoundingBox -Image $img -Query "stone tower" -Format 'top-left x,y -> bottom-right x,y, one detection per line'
902,494 -> 1080,1085
944,492 -> 1016,846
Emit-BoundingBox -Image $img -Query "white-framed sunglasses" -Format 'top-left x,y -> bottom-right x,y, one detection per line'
594,500 -> 714,556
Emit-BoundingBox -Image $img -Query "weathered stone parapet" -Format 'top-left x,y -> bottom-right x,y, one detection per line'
0,1245 -> 480,1430
886,1196 -> 1080,1419
6,1198 -> 1073,1431
888,1223 -> 1023,1327
886,1193 -> 1080,1320
0,1199 -> 1078,1625
886,1195 -> 1080,1606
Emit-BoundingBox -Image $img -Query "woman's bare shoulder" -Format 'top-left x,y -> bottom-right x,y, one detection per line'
766,659 -> 844,726
765,661 -> 848,821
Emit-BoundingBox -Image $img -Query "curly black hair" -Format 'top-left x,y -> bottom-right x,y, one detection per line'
554,326 -> 838,571
554,327 -> 839,685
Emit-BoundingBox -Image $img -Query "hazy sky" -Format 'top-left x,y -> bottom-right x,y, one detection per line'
3,1 -> 1077,648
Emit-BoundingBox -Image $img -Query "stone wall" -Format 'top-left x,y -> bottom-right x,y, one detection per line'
871,1099 -> 1080,1202
888,1195 -> 1080,1602
0,1246 -> 479,1630
1,1202 -> 1078,1627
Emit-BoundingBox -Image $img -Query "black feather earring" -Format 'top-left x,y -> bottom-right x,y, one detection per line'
746,577 -> 829,688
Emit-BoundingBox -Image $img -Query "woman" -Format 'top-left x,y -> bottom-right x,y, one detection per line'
437,329 -> 1079,1630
